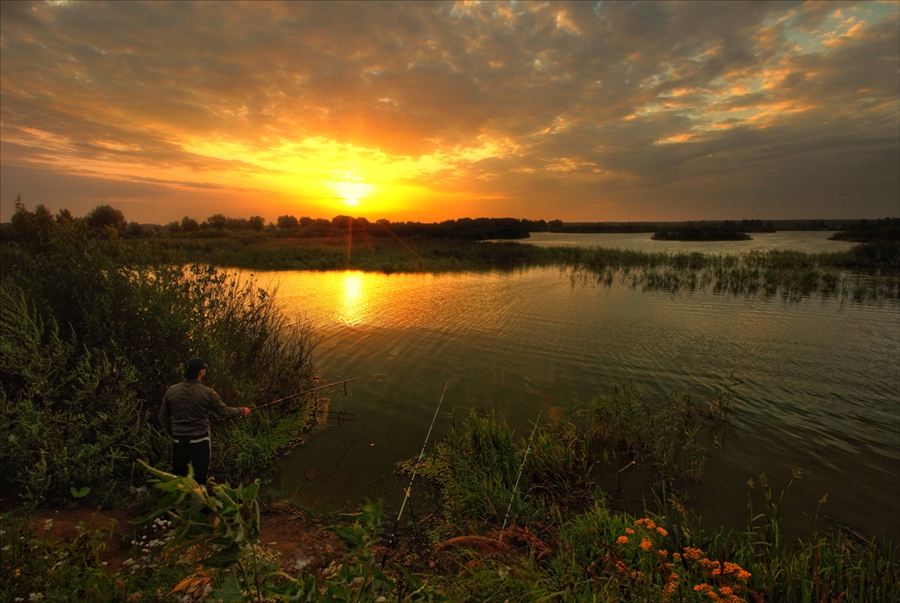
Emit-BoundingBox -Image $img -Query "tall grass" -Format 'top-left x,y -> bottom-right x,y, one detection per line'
423,395 -> 898,603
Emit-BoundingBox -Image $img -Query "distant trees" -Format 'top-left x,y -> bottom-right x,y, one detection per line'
181,216 -> 199,232
85,204 -> 126,235
830,218 -> 900,243
277,215 -> 299,230
249,216 -> 265,231
8,197 -> 57,245
206,213 -> 229,229
4,201 -> 556,242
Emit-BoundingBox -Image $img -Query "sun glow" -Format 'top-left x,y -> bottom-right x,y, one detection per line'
332,180 -> 374,207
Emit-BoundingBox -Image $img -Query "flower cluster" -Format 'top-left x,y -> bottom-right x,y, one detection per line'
694,583 -> 743,602
635,517 -> 668,537
608,518 -> 752,602
121,517 -> 173,575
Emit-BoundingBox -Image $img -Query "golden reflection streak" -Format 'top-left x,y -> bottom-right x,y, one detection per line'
338,271 -> 365,325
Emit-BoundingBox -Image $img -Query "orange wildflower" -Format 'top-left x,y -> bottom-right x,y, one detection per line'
683,547 -> 704,560
640,537 -> 653,551
636,518 -> 658,531
617,535 -> 629,545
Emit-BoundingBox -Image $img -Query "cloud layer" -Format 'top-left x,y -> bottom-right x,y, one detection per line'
1,1 -> 898,222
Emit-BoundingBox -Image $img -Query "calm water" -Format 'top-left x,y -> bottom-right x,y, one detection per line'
262,232 -> 899,541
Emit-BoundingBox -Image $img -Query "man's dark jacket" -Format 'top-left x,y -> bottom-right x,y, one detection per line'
159,380 -> 242,438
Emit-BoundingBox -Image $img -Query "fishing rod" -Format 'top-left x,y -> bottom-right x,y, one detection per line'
254,376 -> 371,411
499,411 -> 541,540
390,382 -> 449,546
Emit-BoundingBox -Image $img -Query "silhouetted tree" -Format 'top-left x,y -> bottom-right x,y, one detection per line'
277,215 -> 299,230
206,214 -> 228,229
85,205 -> 126,231
56,208 -> 76,227
181,216 -> 199,232
249,216 -> 265,231
9,197 -> 56,244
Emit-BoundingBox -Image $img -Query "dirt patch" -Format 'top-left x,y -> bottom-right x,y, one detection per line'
32,507 -> 133,570
258,503 -> 345,572
30,503 -> 346,574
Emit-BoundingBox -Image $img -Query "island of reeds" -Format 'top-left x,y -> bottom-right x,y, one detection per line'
2,201 -> 898,602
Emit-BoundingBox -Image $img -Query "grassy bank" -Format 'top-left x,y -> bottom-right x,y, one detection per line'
3,389 -> 896,602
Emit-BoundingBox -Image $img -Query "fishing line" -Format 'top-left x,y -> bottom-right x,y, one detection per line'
390,382 -> 449,545
499,411 -> 541,539
255,375 -> 375,412
304,397 -> 380,504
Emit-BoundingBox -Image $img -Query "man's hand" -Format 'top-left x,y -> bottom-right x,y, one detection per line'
241,407 -> 251,417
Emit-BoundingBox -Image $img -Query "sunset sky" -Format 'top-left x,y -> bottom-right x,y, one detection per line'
1,1 -> 898,225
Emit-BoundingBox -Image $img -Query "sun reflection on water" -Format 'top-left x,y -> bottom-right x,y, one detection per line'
338,272 -> 365,325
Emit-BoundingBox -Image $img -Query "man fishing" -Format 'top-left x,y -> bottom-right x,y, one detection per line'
158,357 -> 250,486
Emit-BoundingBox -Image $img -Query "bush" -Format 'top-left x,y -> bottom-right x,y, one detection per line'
1,206 -> 317,503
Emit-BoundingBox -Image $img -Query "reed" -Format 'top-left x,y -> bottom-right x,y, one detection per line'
432,458 -> 899,603
148,234 -> 900,301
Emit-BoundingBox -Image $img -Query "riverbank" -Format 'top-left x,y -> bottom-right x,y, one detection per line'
4,405 -> 898,602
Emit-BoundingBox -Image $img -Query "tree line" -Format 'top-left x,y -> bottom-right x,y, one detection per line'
1,197 -> 554,241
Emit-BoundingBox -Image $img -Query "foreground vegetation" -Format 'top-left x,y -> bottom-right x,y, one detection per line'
3,392 -> 897,602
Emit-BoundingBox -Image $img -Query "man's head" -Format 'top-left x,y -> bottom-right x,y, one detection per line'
184,357 -> 208,380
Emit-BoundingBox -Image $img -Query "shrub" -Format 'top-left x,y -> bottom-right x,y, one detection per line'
1,208 -> 317,502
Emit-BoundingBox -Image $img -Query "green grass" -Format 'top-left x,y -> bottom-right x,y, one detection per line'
416,395 -> 899,603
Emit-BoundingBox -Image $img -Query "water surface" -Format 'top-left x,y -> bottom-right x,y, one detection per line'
263,232 -> 898,542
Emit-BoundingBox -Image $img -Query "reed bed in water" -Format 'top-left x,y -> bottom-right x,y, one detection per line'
152,236 -> 899,301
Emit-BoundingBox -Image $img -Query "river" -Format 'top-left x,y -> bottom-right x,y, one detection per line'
260,232 -> 899,542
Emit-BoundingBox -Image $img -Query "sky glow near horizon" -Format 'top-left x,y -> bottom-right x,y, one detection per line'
0,1 -> 898,224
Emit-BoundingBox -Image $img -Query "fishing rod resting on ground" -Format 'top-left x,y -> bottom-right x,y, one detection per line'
499,411 -> 542,541
389,382 -> 449,546
254,376 -> 373,412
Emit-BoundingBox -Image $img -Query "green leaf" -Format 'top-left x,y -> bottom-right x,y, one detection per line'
211,572 -> 243,602
202,543 -> 244,568
70,486 -> 90,498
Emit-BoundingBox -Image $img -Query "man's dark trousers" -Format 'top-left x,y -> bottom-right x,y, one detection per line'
172,435 -> 211,485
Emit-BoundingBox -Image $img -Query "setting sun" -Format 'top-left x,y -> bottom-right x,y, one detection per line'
332,180 -> 374,207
